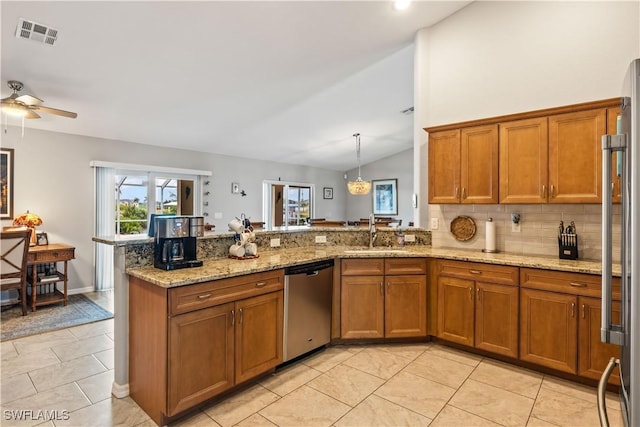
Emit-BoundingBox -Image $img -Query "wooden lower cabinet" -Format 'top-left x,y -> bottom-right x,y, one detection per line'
340,258 -> 427,339
235,291 -> 283,383
519,288 -> 577,373
168,304 -> 234,415
436,260 -> 519,358
341,275 -> 384,339
130,270 -> 284,425
578,296 -> 621,385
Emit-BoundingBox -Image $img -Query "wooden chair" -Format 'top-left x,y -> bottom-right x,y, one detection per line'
1,229 -> 31,315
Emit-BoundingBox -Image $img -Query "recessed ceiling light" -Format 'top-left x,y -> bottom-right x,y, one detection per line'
393,0 -> 411,11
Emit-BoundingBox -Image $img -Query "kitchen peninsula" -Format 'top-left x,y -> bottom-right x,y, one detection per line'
95,227 -> 620,425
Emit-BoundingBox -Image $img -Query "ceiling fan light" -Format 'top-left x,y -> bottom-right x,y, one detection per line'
348,177 -> 372,195
1,104 -> 28,117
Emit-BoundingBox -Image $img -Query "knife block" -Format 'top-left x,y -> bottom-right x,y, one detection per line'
558,234 -> 579,260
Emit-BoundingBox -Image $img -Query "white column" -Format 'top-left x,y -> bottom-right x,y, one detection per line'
111,245 -> 130,398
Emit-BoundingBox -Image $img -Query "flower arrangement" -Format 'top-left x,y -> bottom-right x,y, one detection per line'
13,211 -> 43,228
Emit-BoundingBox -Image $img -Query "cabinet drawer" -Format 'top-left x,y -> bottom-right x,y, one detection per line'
385,258 -> 427,275
30,248 -> 75,263
341,258 -> 384,276
169,269 -> 284,315
520,268 -> 620,299
437,260 -> 518,286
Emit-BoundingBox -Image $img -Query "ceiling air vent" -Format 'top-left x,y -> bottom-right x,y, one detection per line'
15,18 -> 59,46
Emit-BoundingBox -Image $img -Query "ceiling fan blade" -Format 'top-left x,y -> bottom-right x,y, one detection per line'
25,110 -> 41,119
35,105 -> 77,119
16,94 -> 43,106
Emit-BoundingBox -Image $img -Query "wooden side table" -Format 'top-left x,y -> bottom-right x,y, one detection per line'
27,243 -> 75,312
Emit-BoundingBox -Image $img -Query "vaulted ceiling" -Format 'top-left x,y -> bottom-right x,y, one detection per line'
1,1 -> 470,171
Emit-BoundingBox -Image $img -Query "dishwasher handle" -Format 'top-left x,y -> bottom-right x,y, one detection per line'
285,259 -> 334,275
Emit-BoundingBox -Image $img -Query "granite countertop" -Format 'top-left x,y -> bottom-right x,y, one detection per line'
126,245 -> 619,288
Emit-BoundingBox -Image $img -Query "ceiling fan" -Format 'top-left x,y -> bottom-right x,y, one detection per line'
1,80 -> 77,119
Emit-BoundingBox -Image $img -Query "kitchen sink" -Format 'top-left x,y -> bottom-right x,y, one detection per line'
343,249 -> 410,254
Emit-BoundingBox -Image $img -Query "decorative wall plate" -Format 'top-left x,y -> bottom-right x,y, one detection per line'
450,216 -> 477,241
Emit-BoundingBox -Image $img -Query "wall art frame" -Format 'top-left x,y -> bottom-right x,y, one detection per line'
1,148 -> 14,220
372,178 -> 398,216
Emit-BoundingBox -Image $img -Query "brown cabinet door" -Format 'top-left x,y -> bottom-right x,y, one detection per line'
167,303 -> 235,416
428,129 -> 461,204
548,109 -> 605,203
520,288 -> 577,374
499,117 -> 548,203
341,275 -> 384,339
385,275 -> 427,338
461,125 -> 499,204
607,106 -> 621,204
437,276 -> 474,347
475,282 -> 518,358
578,297 -> 621,384
235,291 -> 283,384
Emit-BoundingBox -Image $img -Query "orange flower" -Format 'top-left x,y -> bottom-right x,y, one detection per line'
13,211 -> 43,228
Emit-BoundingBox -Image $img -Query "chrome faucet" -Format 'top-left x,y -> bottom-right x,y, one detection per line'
369,213 -> 377,248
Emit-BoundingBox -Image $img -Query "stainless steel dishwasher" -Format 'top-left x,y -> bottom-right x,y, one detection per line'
283,259 -> 334,362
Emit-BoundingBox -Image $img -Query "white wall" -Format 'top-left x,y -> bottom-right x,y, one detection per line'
346,148 -> 413,226
1,126 -> 344,292
415,1 -> 640,259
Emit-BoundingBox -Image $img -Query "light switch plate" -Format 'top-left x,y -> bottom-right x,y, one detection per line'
431,218 -> 439,230
315,235 -> 327,243
270,238 -> 281,247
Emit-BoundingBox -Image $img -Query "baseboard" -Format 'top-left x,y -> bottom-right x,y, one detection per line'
68,286 -> 95,295
111,381 -> 130,398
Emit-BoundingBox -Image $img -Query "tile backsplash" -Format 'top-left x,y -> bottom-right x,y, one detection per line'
429,204 -> 621,263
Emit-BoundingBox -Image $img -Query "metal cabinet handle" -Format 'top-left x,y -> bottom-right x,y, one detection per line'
380,282 -> 384,295
386,282 -> 390,294
455,187 -> 460,199
570,282 -> 587,288
255,281 -> 266,287
581,304 -> 586,319
239,308 -> 243,324
462,187 -> 467,200
197,293 -> 212,299
542,185 -> 547,199
231,309 -> 235,326
469,287 -> 473,300
550,184 -> 555,198
469,270 -> 481,275
476,287 -> 480,301
597,358 -> 619,427
571,302 -> 575,318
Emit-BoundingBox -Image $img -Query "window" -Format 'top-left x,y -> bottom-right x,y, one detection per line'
263,180 -> 314,229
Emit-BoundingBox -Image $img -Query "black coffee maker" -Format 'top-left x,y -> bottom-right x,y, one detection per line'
154,216 -> 204,270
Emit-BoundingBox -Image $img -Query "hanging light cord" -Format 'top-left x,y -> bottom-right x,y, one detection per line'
354,132 -> 362,178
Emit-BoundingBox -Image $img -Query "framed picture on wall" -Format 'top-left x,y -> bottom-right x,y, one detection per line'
323,187 -> 333,199
0,148 -> 14,220
372,179 -> 398,216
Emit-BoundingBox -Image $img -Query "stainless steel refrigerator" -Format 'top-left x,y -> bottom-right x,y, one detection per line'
600,58 -> 640,427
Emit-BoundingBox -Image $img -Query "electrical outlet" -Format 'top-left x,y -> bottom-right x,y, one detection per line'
431,218 -> 439,230
315,235 -> 327,243
405,234 -> 416,242
511,222 -> 521,233
270,238 -> 280,247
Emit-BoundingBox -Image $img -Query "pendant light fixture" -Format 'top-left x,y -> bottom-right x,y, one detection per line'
347,133 -> 371,195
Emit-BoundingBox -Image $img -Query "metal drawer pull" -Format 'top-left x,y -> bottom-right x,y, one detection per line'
581,304 -> 586,319
239,308 -> 243,324
571,302 -> 575,317
255,282 -> 267,287
469,270 -> 481,274
569,282 -> 587,288
197,293 -> 212,299
231,309 -> 235,326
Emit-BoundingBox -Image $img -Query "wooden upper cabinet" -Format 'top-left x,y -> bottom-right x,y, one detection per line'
461,125 -> 499,204
499,117 -> 548,203
428,129 -> 460,204
607,106 -> 621,203
428,125 -> 498,204
548,109 -> 606,203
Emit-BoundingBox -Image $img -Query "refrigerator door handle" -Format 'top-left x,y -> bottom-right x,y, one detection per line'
601,134 -> 626,346
597,357 -> 619,427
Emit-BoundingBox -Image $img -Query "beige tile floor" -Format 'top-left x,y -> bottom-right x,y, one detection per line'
0,290 -> 626,427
